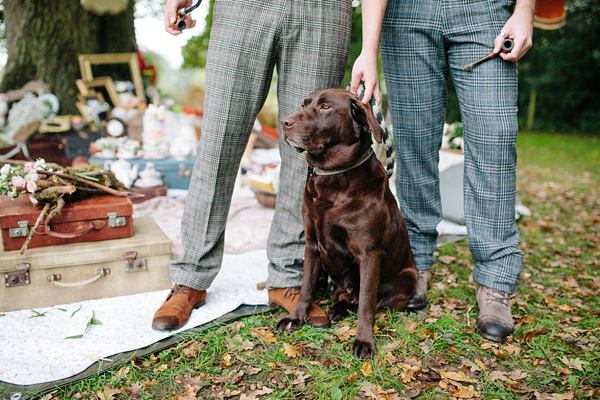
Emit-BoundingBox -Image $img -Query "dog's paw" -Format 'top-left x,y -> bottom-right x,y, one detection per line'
328,301 -> 352,322
352,339 -> 376,359
275,317 -> 304,331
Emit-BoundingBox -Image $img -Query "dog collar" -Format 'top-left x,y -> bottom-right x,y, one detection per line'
313,147 -> 374,176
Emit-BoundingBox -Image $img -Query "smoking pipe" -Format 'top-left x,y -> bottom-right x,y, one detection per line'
171,0 -> 203,31
463,38 -> 514,71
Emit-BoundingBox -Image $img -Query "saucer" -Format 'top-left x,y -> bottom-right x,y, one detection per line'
134,178 -> 163,188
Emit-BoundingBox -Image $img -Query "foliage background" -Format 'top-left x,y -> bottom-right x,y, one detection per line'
180,0 -> 600,134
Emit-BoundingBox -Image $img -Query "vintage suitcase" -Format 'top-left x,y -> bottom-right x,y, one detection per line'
0,217 -> 172,312
88,156 -> 196,190
0,194 -> 133,252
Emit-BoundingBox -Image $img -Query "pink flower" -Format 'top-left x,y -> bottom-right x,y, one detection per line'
24,162 -> 35,170
11,176 -> 26,188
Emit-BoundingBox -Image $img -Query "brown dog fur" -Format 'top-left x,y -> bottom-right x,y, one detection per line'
275,89 -> 418,358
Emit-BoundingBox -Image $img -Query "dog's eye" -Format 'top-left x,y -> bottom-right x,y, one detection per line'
321,104 -> 331,110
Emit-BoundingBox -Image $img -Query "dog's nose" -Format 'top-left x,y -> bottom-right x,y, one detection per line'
281,117 -> 296,129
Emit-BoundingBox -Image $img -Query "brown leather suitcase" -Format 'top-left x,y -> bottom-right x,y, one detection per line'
0,194 -> 133,252
0,217 -> 171,312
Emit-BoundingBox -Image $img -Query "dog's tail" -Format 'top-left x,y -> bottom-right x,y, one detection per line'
348,84 -> 395,179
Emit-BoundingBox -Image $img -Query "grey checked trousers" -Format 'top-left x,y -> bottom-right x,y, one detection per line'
381,0 -> 523,294
170,0 -> 352,291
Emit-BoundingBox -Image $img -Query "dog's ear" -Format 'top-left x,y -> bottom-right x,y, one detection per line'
350,98 -> 384,143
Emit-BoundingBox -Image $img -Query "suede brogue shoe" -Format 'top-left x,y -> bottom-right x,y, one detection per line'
268,287 -> 330,328
475,284 -> 515,343
406,269 -> 431,310
152,285 -> 206,331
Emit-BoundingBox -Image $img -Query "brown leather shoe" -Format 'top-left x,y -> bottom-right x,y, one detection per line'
152,285 -> 206,331
475,284 -> 514,343
268,287 -> 330,328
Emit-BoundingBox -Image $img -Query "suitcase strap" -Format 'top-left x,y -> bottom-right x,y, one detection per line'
48,268 -> 110,287
37,220 -> 106,239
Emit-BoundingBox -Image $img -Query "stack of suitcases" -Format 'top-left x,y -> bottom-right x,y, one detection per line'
0,194 -> 172,312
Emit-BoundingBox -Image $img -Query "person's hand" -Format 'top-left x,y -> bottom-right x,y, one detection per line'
349,51 -> 381,105
164,0 -> 195,36
493,7 -> 534,61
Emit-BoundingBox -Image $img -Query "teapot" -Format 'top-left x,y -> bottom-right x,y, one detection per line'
104,158 -> 139,189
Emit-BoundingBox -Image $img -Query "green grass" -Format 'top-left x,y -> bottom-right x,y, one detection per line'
24,133 -> 600,399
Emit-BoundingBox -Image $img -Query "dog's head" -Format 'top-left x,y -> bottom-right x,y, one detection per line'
281,89 -> 384,171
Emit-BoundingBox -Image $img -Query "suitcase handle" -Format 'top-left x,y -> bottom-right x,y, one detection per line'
37,220 -> 106,239
48,268 -> 110,287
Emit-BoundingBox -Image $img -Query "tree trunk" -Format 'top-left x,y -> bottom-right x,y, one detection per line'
0,0 -> 137,115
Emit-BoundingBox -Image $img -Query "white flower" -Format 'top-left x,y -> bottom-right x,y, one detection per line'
34,159 -> 46,169
25,170 -> 39,182
1,164 -> 11,178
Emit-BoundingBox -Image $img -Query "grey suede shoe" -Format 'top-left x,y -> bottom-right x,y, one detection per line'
475,284 -> 515,343
406,270 -> 431,310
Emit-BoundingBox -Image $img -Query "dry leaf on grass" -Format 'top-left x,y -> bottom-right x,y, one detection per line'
361,361 -> 373,376
283,343 -> 298,358
249,327 -> 277,343
439,370 -> 477,383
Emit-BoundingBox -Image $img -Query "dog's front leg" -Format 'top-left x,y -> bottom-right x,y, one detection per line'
275,230 -> 320,331
352,252 -> 381,358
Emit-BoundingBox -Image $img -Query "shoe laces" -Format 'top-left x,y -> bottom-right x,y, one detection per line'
169,284 -> 195,298
482,288 -> 510,308
283,287 -> 301,300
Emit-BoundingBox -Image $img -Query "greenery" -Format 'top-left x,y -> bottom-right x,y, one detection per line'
29,132 -> 599,399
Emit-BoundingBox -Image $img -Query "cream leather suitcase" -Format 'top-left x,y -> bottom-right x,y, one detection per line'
1,217 -> 172,312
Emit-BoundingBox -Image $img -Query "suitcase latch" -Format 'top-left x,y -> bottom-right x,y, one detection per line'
9,221 -> 29,238
5,263 -> 31,287
124,251 -> 147,272
108,212 -> 127,228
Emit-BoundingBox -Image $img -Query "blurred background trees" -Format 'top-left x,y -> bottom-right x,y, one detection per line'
0,0 -> 598,133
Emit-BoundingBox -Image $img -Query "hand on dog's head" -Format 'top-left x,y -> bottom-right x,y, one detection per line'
281,89 -> 383,170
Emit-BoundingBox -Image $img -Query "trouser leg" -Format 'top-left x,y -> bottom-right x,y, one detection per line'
170,0 -> 284,290
381,0 -> 446,271
265,0 -> 352,289
446,0 -> 523,294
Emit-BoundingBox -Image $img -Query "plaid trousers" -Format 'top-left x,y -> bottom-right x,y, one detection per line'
170,0 -> 352,291
381,0 -> 523,294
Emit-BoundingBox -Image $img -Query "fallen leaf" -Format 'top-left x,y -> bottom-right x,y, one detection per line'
560,356 -> 587,372
360,361 -> 373,376
292,372 -> 310,386
126,382 -> 143,398
334,325 -> 356,341
404,320 -> 418,331
508,370 -> 528,381
420,338 -> 434,354
250,327 -> 277,343
283,343 -> 298,358
504,343 -> 522,355
97,384 -> 122,400
154,364 -> 168,372
226,335 -> 254,351
439,370 -> 477,383
448,380 -> 480,399
489,370 -> 506,382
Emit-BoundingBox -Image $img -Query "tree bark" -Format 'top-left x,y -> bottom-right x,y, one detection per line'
0,0 -> 137,115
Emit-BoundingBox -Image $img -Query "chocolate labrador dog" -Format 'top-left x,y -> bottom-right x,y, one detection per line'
275,89 -> 418,358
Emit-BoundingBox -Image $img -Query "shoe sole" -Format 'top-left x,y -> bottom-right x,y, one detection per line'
151,299 -> 206,331
478,330 -> 508,343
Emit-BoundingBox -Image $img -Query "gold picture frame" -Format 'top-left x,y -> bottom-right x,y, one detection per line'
75,91 -> 106,124
77,53 -> 145,102
76,77 -> 121,107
